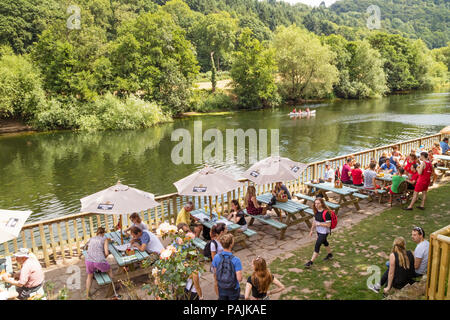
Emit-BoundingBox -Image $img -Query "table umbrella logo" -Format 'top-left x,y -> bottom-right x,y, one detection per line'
250,170 -> 260,178
291,166 -> 300,173
193,185 -> 207,193
97,202 -> 114,210
2,218 -> 19,228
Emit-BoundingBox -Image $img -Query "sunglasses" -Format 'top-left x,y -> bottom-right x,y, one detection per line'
413,226 -> 424,235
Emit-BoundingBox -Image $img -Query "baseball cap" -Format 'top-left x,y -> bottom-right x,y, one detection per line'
13,248 -> 30,258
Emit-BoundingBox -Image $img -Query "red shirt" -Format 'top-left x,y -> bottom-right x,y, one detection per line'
404,159 -> 416,175
351,168 -> 363,185
409,172 -> 419,184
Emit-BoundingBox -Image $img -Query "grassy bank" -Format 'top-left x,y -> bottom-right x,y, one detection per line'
270,182 -> 450,300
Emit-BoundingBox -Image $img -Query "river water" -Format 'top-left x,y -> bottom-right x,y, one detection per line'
1,90 -> 449,222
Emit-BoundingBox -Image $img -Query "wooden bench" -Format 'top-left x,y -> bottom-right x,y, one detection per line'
348,185 -> 387,203
82,251 -> 112,286
352,192 -> 369,200
242,209 -> 288,240
294,193 -> 341,214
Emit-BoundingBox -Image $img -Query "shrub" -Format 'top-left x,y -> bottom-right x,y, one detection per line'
0,53 -> 46,120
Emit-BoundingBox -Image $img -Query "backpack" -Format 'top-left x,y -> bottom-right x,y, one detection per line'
323,210 -> 337,230
203,240 -> 217,260
215,253 -> 237,290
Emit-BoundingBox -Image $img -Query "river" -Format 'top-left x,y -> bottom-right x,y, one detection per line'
1,90 -> 449,222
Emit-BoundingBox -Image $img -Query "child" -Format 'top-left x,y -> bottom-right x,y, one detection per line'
124,212 -> 148,236
227,200 -> 247,232
351,162 -> 364,186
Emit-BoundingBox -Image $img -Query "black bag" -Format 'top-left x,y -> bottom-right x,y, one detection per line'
216,253 -> 237,290
203,239 -> 217,260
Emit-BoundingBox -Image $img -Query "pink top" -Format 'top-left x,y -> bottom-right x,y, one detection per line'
19,257 -> 44,288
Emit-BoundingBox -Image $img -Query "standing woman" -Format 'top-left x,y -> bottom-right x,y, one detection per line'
245,257 -> 285,300
304,198 -> 333,268
244,186 -> 268,216
404,152 -> 437,211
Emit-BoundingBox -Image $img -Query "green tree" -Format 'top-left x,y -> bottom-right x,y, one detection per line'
273,25 -> 338,101
0,53 -> 46,120
110,10 -> 199,113
230,29 -> 279,108
324,35 -> 387,98
191,11 -> 238,71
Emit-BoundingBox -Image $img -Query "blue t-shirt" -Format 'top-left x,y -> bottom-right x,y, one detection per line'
440,141 -> 449,154
211,251 -> 242,290
380,162 -> 397,173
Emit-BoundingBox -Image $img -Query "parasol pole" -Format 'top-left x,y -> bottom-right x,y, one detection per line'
209,196 -> 213,220
120,215 -> 124,245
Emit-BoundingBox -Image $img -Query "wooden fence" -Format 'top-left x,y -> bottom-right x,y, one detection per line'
1,132 -> 446,268
426,224 -> 450,300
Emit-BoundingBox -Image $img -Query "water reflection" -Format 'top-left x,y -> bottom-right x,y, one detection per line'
0,90 -> 448,221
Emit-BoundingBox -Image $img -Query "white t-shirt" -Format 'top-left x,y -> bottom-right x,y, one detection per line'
414,240 -> 429,275
140,230 -> 164,254
210,239 -> 223,254
363,170 -> 377,189
132,222 -> 148,231
0,291 -> 9,300
324,168 -> 335,182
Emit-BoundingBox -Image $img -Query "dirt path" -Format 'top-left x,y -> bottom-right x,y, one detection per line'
194,79 -> 232,90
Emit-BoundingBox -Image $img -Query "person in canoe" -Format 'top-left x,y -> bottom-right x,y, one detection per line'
292,108 -> 296,113
305,107 -> 310,115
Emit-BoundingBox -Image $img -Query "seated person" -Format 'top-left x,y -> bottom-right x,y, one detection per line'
350,162 -> 363,186
124,212 -> 148,236
0,248 -> 44,300
313,162 -> 334,183
130,226 -> 164,255
440,137 -> 449,155
411,226 -> 429,277
368,237 -> 416,294
378,152 -> 388,167
405,164 -> 419,190
363,162 -> 379,192
431,142 -> 442,155
389,146 -> 404,167
84,227 -> 113,298
341,158 -> 353,185
245,186 -> 268,216
227,200 -> 247,232
292,108 -> 296,113
305,107 -> 310,114
404,153 -> 418,175
364,158 -> 377,170
176,201 -> 202,238
387,167 -> 406,204
268,182 -> 290,210
379,158 -> 397,174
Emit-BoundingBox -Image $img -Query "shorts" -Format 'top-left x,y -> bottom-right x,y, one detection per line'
17,283 -> 43,300
314,232 -> 329,253
85,260 -> 111,274
239,224 -> 248,232
388,187 -> 398,195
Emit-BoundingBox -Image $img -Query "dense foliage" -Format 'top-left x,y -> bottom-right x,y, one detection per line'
0,0 -> 448,131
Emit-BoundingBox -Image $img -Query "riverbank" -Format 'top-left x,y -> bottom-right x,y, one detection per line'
0,118 -> 34,135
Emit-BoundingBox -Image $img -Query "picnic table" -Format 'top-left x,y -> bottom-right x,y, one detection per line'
434,154 -> 450,168
375,173 -> 409,187
190,209 -> 256,248
255,193 -> 312,239
0,256 -> 17,299
305,182 -> 366,211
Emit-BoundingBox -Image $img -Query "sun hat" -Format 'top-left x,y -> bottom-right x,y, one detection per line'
13,248 -> 30,258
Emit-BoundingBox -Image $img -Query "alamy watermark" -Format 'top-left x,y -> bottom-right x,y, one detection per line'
67,5 -> 81,30
366,5 -> 381,30
171,121 -> 280,165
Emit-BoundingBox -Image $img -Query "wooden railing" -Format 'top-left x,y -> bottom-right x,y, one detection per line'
426,224 -> 450,300
1,132 -> 446,268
